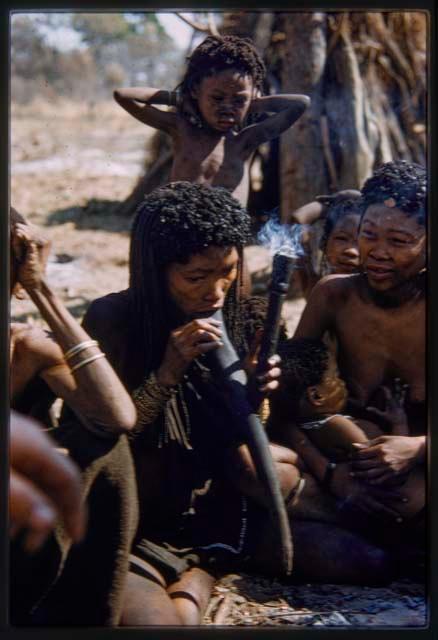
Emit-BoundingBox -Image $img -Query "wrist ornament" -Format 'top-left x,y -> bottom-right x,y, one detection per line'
133,371 -> 178,426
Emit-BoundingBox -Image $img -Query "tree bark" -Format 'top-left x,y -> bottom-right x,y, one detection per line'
279,13 -> 328,221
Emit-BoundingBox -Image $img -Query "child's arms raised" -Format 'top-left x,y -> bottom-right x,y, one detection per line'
113,86 -> 178,134
238,94 -> 310,155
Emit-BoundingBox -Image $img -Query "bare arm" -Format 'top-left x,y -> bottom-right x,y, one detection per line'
287,201 -> 324,225
294,276 -> 337,339
12,223 -> 136,435
113,86 -> 178,134
239,94 -> 310,154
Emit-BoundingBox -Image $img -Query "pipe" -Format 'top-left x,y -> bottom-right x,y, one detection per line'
255,253 -> 295,392
204,308 -> 293,575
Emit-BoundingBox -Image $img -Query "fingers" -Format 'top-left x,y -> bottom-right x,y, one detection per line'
366,472 -> 399,486
361,495 -> 403,522
9,470 -> 57,552
178,319 -> 223,341
351,438 -> 385,458
381,385 -> 393,404
255,354 -> 281,393
350,468 -> 388,485
13,222 -> 48,249
170,319 -> 224,363
10,413 -> 87,543
393,378 -> 409,405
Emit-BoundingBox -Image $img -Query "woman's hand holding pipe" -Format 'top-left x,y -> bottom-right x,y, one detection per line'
156,318 -> 223,386
244,329 -> 282,395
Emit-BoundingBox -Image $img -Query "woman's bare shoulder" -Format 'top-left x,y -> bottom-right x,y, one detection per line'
312,273 -> 359,302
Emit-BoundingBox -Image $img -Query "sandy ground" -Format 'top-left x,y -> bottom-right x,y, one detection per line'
10,100 -> 426,628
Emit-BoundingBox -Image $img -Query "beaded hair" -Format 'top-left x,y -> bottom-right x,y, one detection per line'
360,160 -> 426,225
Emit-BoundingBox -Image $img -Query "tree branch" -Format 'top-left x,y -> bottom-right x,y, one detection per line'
176,12 -> 220,37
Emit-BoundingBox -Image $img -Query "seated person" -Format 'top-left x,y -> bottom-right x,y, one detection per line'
268,338 -> 425,527
84,183 -> 395,624
10,208 -> 139,626
294,160 -> 426,468
286,189 -> 362,298
291,161 -> 426,576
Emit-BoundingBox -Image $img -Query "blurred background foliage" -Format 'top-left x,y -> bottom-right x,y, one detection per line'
11,13 -> 182,103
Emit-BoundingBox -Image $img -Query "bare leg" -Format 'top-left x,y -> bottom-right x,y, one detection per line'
168,567 -> 215,625
120,559 -> 182,626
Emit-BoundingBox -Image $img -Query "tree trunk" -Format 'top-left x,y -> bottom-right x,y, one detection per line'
279,13 -> 328,221
119,11 -> 426,220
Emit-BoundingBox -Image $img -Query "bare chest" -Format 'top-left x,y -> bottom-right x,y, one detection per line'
172,128 -> 249,201
334,298 -> 425,402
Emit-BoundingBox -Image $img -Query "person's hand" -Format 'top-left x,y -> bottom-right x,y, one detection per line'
364,379 -> 409,435
248,89 -> 263,113
12,222 -> 51,292
156,318 -> 223,386
244,329 -> 282,395
10,411 -> 87,553
350,435 -> 424,485
330,462 -> 405,523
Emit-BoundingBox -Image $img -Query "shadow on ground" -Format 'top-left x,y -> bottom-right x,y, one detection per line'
46,199 -> 132,233
12,299 -> 90,324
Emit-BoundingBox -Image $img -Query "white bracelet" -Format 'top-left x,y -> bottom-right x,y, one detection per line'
64,340 -> 98,361
70,352 -> 106,373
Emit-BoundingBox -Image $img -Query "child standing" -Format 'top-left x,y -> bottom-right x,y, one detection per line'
114,35 -> 310,206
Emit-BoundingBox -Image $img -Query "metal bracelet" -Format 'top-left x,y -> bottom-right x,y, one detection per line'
64,340 -> 98,361
70,352 -> 106,373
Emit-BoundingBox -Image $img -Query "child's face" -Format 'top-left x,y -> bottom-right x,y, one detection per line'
325,214 -> 360,274
359,204 -> 426,291
193,68 -> 255,132
312,352 -> 348,415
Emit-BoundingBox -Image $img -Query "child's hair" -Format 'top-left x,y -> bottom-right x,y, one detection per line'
273,337 -> 330,414
180,35 -> 266,100
361,160 -> 426,225
319,192 -> 362,251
